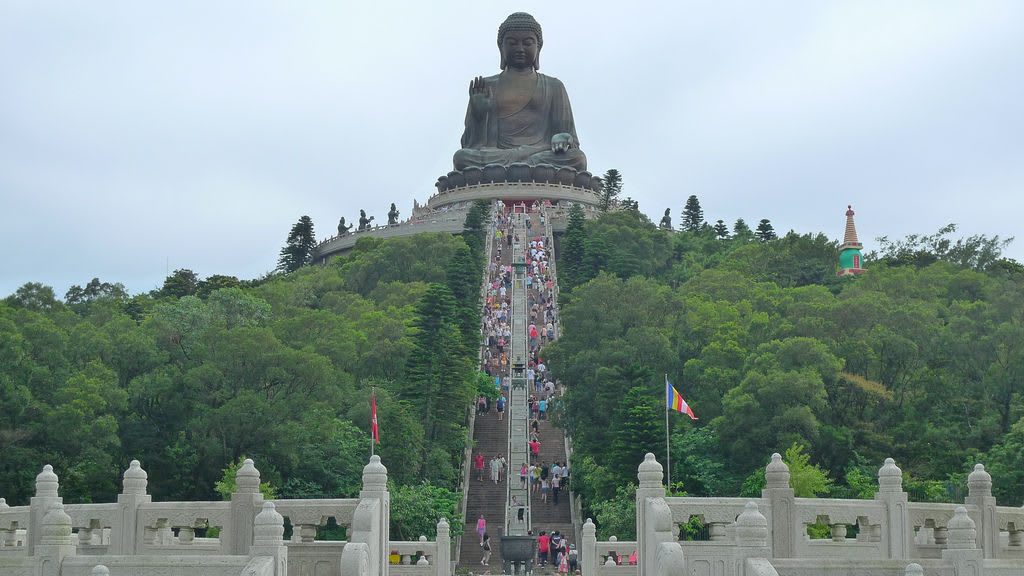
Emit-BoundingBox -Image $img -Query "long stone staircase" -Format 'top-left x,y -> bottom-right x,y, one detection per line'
458,204 -> 576,573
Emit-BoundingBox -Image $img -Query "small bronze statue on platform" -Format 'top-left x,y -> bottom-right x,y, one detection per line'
358,210 -> 375,232
338,217 -> 352,236
387,203 -> 400,225
659,208 -> 672,230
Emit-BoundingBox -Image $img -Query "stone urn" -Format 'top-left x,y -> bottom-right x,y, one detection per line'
462,166 -> 482,186
507,163 -> 531,183
532,164 -> 556,183
482,164 -> 506,184
555,166 -> 577,186
574,170 -> 593,190
447,170 -> 466,189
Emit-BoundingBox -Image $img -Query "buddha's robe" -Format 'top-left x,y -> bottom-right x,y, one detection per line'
453,72 -> 587,171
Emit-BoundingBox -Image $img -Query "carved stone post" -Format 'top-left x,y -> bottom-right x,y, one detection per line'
29,465 -> 62,555
734,501 -> 771,564
358,455 -> 390,576
942,507 -> 984,575
875,458 -> 910,559
434,518 -> 451,576
904,564 -> 924,576
37,502 -> 75,576
964,463 -> 997,559
226,459 -> 264,554
251,502 -> 288,575
635,453 -> 666,572
761,453 -> 795,558
581,518 -> 597,576
112,459 -> 150,554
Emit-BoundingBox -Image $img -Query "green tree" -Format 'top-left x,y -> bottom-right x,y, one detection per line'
389,482 -> 463,540
713,220 -> 730,239
160,269 -> 200,298
599,169 -> 623,212
197,275 -> 241,298
444,242 -> 482,350
400,283 -> 474,485
4,282 -> 61,311
461,199 -> 491,265
733,218 -> 753,241
682,195 -> 705,232
755,219 -> 777,242
278,215 -> 317,273
65,278 -> 129,311
559,203 -> 587,291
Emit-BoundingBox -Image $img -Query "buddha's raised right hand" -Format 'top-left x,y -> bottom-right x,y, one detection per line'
469,76 -> 492,119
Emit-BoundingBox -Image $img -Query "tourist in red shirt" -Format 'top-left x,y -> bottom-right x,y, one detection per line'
537,531 -> 550,566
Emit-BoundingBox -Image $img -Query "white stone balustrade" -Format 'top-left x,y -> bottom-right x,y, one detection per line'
0,455 -> 456,576
612,452 -> 1024,576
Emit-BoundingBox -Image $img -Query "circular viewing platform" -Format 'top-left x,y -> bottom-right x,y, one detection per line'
429,164 -> 603,210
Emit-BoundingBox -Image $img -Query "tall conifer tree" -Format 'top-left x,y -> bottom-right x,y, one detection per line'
277,216 -> 317,273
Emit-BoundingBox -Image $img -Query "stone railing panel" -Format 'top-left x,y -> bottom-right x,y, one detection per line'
389,538 -> 436,565
287,540 -> 345,576
271,498 -> 358,531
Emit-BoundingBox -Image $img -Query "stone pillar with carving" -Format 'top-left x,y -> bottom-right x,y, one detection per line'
964,463 -> 997,559
434,518 -> 450,576
635,453 -> 666,572
761,453 -> 795,558
581,518 -> 596,576
227,459 -> 264,555
28,465 -> 62,555
112,459 -> 151,554
942,506 -> 984,575
251,502 -> 288,575
37,502 -> 75,576
734,501 -> 771,562
355,455 -> 389,576
875,458 -> 910,559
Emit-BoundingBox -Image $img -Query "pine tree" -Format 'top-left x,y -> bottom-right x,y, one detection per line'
755,219 -> 777,242
682,195 -> 705,232
619,197 -> 639,211
444,242 -> 482,350
461,200 -> 490,265
599,169 -> 623,212
733,218 -> 753,241
713,219 -> 730,239
401,283 -> 474,458
277,216 -> 317,273
560,203 -> 587,291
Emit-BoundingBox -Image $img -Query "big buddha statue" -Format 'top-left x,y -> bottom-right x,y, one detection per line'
452,12 -> 587,172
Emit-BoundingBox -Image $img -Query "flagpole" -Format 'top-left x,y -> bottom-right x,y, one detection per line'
370,387 -> 376,458
665,374 -> 671,490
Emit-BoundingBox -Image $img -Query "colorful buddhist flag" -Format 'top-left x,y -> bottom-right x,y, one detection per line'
666,376 -> 698,420
370,391 -> 380,444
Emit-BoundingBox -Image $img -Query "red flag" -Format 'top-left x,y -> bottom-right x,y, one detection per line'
370,392 -> 380,444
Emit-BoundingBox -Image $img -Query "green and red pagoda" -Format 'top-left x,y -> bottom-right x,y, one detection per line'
837,205 -> 865,276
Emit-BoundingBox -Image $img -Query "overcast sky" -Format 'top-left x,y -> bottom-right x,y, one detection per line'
2,1 -> 1022,297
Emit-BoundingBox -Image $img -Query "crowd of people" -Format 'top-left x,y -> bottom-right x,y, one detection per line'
472,200 -> 579,573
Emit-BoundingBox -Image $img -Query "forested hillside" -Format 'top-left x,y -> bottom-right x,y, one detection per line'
547,206 -> 1024,537
0,203 -> 492,538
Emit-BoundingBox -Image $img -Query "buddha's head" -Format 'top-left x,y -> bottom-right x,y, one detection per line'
498,12 -> 542,71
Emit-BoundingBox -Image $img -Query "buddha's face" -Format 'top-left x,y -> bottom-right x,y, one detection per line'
501,30 -> 539,70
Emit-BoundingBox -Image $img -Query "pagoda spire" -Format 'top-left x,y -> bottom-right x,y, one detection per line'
843,205 -> 860,245
837,205 -> 865,276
